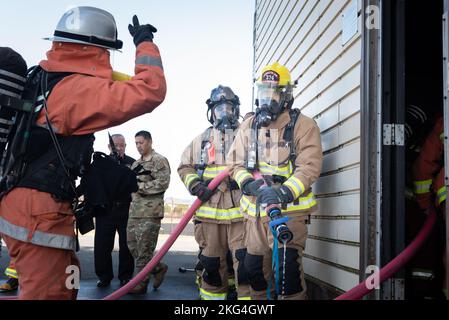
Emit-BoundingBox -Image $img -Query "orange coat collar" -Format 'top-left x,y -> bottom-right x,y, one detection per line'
39,42 -> 113,79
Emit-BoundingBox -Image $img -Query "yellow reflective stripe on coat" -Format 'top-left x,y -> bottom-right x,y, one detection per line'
184,173 -> 200,189
199,288 -> 227,300
240,193 -> 316,217
413,179 -> 432,194
5,267 -> 18,279
235,169 -> 253,187
196,206 -> 243,220
258,161 -> 293,178
238,296 -> 252,300
283,176 -> 305,199
440,132 -> 445,142
437,186 -> 447,205
202,166 -> 227,179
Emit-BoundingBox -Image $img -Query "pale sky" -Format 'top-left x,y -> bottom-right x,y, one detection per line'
0,0 -> 255,201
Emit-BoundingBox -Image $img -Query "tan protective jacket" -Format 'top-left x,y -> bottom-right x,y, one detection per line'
227,110 -> 322,221
178,127 -> 243,224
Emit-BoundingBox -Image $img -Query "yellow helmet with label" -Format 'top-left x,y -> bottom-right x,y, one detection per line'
257,62 -> 293,86
255,62 -> 296,126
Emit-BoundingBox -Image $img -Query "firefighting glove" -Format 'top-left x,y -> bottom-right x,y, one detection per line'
191,181 -> 215,203
256,185 -> 294,206
241,179 -> 265,196
128,15 -> 157,46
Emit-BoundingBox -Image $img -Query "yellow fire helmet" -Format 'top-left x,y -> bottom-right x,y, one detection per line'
255,62 -> 296,122
257,62 -> 293,87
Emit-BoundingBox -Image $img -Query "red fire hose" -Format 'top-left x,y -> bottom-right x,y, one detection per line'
335,208 -> 437,300
102,169 -> 229,300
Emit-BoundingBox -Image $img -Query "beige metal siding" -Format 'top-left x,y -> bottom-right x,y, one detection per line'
253,0 -> 362,293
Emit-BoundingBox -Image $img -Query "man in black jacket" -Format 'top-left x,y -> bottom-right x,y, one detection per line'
95,134 -> 136,287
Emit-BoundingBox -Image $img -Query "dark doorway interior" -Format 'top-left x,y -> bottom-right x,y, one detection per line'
404,0 -> 445,300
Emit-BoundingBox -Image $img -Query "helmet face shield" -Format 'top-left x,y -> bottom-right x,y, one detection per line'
257,83 -> 283,115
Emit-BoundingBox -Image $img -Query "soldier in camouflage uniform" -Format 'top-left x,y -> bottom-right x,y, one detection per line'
127,131 -> 171,294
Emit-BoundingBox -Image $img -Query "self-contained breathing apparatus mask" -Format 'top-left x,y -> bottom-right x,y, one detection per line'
206,85 -> 240,132
254,62 -> 296,128
255,82 -> 295,128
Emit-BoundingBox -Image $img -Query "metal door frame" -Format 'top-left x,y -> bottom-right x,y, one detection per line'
360,0 -> 383,300
442,0 -> 449,300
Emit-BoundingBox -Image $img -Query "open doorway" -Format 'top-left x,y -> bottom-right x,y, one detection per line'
404,0 -> 445,300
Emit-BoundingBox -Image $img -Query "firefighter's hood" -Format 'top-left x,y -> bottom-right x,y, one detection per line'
39,41 -> 113,79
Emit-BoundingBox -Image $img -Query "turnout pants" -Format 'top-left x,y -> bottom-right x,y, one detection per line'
194,221 -> 251,300
1,234 -> 79,300
244,215 -> 308,300
94,204 -> 134,282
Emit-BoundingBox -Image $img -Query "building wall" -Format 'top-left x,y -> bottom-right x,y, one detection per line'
254,0 -> 362,293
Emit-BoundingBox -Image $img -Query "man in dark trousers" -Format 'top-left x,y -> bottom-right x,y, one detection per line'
95,134 -> 136,287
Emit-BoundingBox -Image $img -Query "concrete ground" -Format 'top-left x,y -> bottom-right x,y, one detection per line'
0,218 -> 200,300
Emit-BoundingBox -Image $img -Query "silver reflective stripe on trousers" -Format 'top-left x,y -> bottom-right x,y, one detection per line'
135,55 -> 164,70
0,216 -> 76,250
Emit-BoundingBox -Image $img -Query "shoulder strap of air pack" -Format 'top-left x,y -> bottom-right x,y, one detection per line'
198,126 -> 213,169
283,108 -> 301,171
245,116 -> 259,171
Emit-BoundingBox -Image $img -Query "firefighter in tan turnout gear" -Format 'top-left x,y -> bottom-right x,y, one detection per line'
178,85 -> 251,300
227,62 -> 323,300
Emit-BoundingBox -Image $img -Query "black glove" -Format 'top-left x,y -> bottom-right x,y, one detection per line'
191,182 -> 215,203
128,15 -> 157,46
256,186 -> 294,206
241,179 -> 265,196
